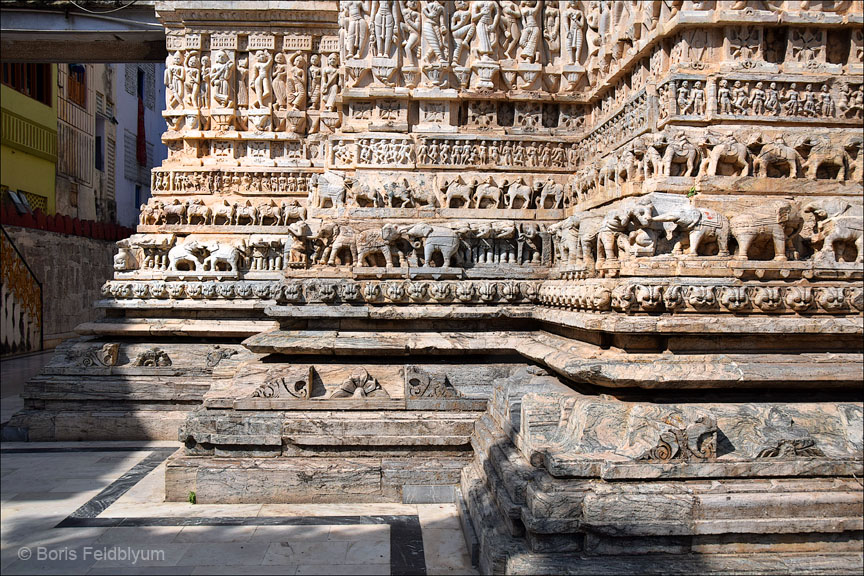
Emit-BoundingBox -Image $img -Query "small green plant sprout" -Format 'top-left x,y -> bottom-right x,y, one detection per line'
188,491 -> 197,504
687,186 -> 698,198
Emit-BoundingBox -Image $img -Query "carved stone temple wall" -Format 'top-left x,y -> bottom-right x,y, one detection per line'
9,1 -> 864,573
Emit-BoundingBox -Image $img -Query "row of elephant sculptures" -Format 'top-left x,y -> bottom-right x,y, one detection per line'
550,197 -> 863,271
572,132 -> 863,202
540,282 -> 863,314
310,174 -> 566,210
139,198 -> 308,226
128,220 -> 549,273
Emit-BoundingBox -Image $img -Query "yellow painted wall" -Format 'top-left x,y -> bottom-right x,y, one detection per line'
1,65 -> 58,214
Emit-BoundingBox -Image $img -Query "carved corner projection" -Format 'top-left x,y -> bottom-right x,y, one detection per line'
329,367 -> 388,399
205,345 -> 238,368
131,348 -> 173,367
252,366 -> 316,399
637,414 -> 718,463
66,343 -> 120,367
405,365 -> 461,399
755,409 -> 825,458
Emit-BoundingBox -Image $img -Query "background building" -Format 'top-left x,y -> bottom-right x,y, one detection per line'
1,61 -> 166,356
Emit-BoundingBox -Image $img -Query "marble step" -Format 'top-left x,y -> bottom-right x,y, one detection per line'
165,453 -> 470,504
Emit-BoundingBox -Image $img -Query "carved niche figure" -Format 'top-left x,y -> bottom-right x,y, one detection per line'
421,0 -> 448,63
183,51 -> 202,109
565,1 -> 586,64
471,0 -> 500,61
372,0 -> 398,58
165,52 -> 185,109
344,0 -> 370,59
322,53 -> 341,112
249,50 -> 274,108
286,52 -> 308,110
450,0 -> 475,65
543,0 -> 560,60
399,0 -> 421,63
308,54 -> 322,109
236,55 -> 249,107
500,1 -> 522,60
518,0 -> 543,63
272,53 -> 289,109
210,50 -> 235,108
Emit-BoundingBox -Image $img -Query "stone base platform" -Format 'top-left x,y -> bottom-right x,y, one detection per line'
166,453 -> 471,504
458,368 -> 864,574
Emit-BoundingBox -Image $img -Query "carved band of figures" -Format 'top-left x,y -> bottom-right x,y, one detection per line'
550,196 -> 863,275
571,130 -> 863,206
99,277 -> 861,315
102,278 -> 540,305
151,170 -> 316,195
540,281 -> 863,315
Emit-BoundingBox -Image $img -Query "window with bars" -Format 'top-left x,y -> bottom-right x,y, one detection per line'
1,63 -> 52,106
67,64 -> 87,108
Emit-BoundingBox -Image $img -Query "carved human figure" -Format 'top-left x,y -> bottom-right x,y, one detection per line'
200,54 -> 211,109
308,54 -> 322,109
732,80 -> 749,114
372,0 -> 398,58
764,81 -> 779,115
421,0 -> 448,63
272,53 -> 289,110
344,0 -> 370,59
518,0 -> 542,63
399,0 -> 421,62
819,84 -> 835,118
718,79 -> 733,114
691,81 -> 705,115
183,51 -> 202,109
500,1 -> 522,60
249,50 -> 273,108
165,52 -> 185,109
450,1 -> 475,65
743,82 -> 764,115
287,52 -> 308,110
677,80 -> 693,114
565,1 -> 586,64
801,83 -> 818,117
236,55 -> 249,107
543,1 -> 560,60
783,83 -> 802,116
471,0 -> 499,61
322,53 -> 341,112
210,50 -> 235,108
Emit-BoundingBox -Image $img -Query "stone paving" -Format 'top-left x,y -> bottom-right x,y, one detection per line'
1,442 -> 476,575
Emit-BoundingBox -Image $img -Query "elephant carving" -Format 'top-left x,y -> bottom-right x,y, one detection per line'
202,242 -> 246,274
168,240 -> 206,272
661,133 -> 701,177
704,135 -> 750,177
803,199 -> 864,263
442,178 -> 473,208
753,137 -> 803,178
356,224 -> 402,267
401,223 -> 463,268
652,205 -> 731,257
802,138 -> 849,181
729,200 -> 802,261
596,204 -> 654,261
